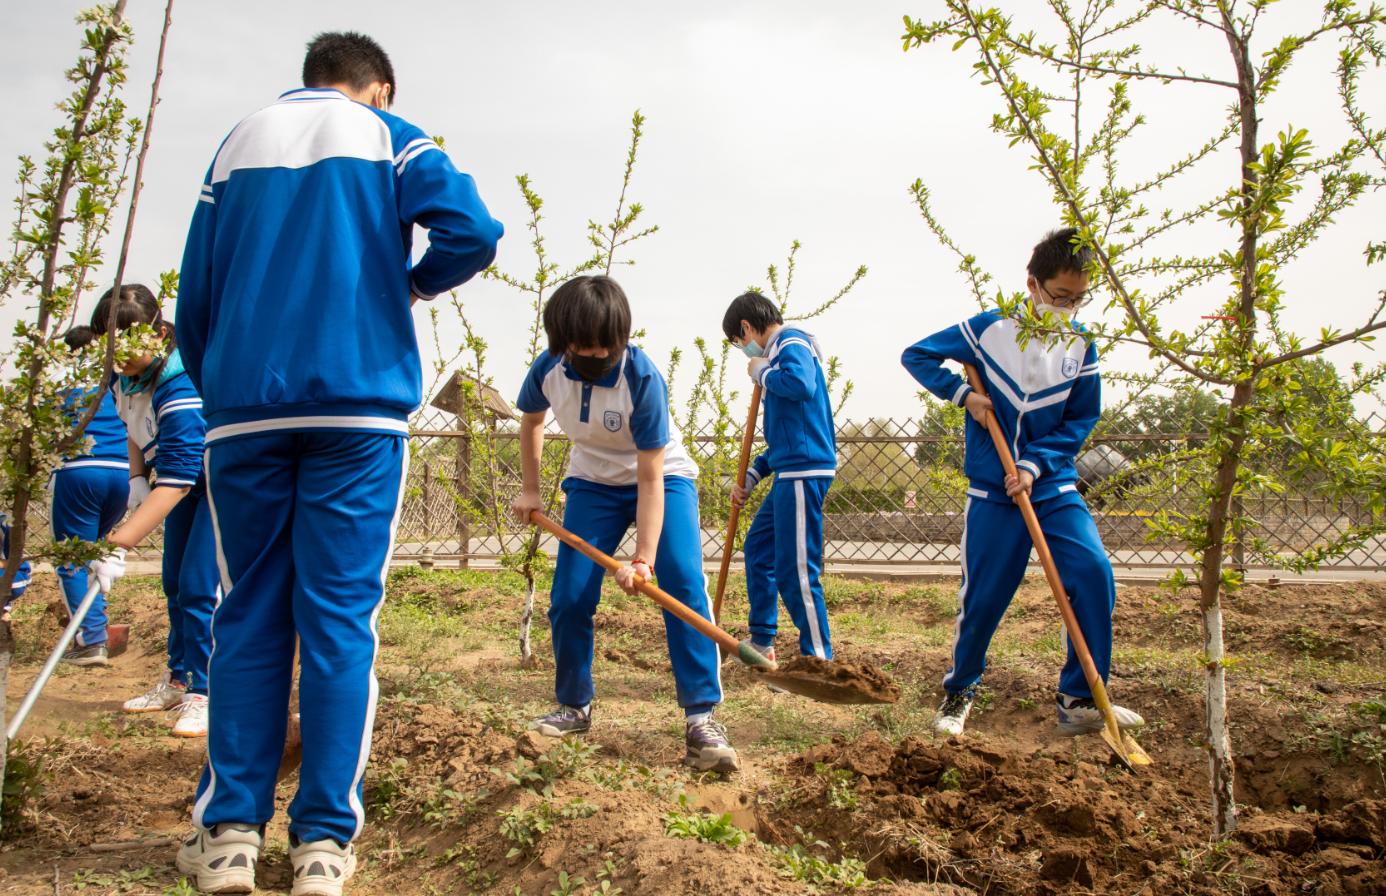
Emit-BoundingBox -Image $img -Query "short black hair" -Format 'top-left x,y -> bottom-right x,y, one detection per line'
303,32 -> 396,101
1027,227 -> 1094,283
721,291 -> 782,342
543,276 -> 631,356
62,325 -> 95,351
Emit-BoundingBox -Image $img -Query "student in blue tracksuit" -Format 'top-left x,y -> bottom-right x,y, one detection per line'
512,275 -> 739,774
723,292 -> 837,662
51,325 -> 132,667
88,285 -> 218,739
1,513 -> 30,617
172,33 -> 502,896
902,227 -> 1144,739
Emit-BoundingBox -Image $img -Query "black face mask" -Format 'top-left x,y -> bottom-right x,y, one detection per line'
568,351 -> 621,382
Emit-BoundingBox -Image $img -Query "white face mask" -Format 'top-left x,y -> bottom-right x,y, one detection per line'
1033,302 -> 1073,320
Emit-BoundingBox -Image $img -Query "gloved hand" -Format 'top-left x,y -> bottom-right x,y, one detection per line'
127,475 -> 151,513
90,548 -> 127,593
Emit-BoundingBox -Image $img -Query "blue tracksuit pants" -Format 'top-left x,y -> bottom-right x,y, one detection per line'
50,466 -> 128,646
551,476 -> 722,713
161,489 -> 220,695
194,431 -> 407,846
744,476 -> 833,659
945,489 -> 1115,698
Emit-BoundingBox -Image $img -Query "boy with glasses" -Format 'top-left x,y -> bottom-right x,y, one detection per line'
900,228 -> 1144,739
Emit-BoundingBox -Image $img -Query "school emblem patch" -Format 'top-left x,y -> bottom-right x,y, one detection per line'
1062,357 -> 1080,378
603,410 -> 623,432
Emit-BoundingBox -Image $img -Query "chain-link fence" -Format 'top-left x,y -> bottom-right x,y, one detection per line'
395,407 -> 1386,573
19,408 -> 1384,573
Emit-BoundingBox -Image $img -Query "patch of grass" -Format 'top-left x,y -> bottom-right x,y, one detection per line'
664,799 -> 751,847
420,784 -> 491,829
815,763 -> 859,810
938,767 -> 963,791
548,870 -> 586,896
751,700 -> 823,751
1,740 -> 46,835
507,738 -> 600,797
1283,625 -> 1349,658
498,798 -> 596,858
833,611 -> 891,638
767,828 -> 871,889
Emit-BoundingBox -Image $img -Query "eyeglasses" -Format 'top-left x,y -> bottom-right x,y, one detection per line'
1036,282 -> 1089,310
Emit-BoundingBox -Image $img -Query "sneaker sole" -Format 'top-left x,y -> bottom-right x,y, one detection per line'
175,854 -> 254,894
62,657 -> 109,667
292,851 -> 357,896
531,722 -> 590,738
684,750 -> 741,773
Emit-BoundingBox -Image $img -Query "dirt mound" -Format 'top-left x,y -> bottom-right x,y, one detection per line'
782,731 -> 1386,895
760,655 -> 901,704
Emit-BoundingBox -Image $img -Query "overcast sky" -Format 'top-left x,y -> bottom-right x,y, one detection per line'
4,2 -> 1382,421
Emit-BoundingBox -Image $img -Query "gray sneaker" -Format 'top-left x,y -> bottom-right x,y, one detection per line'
531,705 -> 591,737
61,643 -> 109,667
684,717 -> 740,772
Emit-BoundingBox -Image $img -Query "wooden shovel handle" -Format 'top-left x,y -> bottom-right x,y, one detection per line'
529,510 -> 743,655
962,365 -> 1122,732
713,384 -> 762,623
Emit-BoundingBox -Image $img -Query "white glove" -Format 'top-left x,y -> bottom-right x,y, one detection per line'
90,548 -> 127,593
127,475 -> 151,513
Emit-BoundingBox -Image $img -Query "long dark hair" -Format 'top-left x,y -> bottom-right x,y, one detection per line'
91,283 -> 175,384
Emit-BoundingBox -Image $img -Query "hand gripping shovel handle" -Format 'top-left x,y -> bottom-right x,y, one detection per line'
527,511 -> 777,672
712,384 -> 762,624
962,365 -> 1150,769
7,579 -> 103,742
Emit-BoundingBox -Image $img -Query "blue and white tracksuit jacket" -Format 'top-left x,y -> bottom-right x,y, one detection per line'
1,513 -> 29,611
902,310 -> 1116,699
112,351 -> 219,692
742,328 -> 837,658
52,387 -> 129,645
517,346 -> 722,715
177,87 -> 503,846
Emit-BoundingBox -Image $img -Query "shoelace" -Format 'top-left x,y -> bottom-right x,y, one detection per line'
688,719 -> 729,744
173,698 -> 207,717
940,691 -> 974,716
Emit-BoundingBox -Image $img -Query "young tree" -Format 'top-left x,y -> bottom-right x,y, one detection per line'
1,0 -> 174,826
904,1 -> 1386,835
428,111 -> 659,666
667,240 -> 865,540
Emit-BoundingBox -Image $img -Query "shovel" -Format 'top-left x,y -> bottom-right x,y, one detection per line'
7,580 -> 103,741
962,364 -> 1152,770
712,384 -> 761,626
527,511 -> 894,704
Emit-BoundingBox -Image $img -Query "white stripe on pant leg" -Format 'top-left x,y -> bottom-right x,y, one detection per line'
943,497 -> 973,690
794,481 -> 827,659
193,446 -> 233,830
348,443 -> 410,841
701,572 -> 723,702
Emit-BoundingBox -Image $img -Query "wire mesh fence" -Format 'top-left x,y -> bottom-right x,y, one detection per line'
18,409 -> 1385,574
394,407 -> 1386,573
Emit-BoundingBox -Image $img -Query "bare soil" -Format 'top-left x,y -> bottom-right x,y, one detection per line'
0,571 -> 1382,895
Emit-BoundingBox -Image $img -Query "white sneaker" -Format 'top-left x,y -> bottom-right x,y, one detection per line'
931,687 -> 976,736
1055,692 -> 1145,736
290,837 -> 357,896
123,670 -> 187,713
172,694 -> 209,738
176,824 -> 261,894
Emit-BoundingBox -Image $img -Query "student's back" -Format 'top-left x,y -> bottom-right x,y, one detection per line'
177,88 -> 503,440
